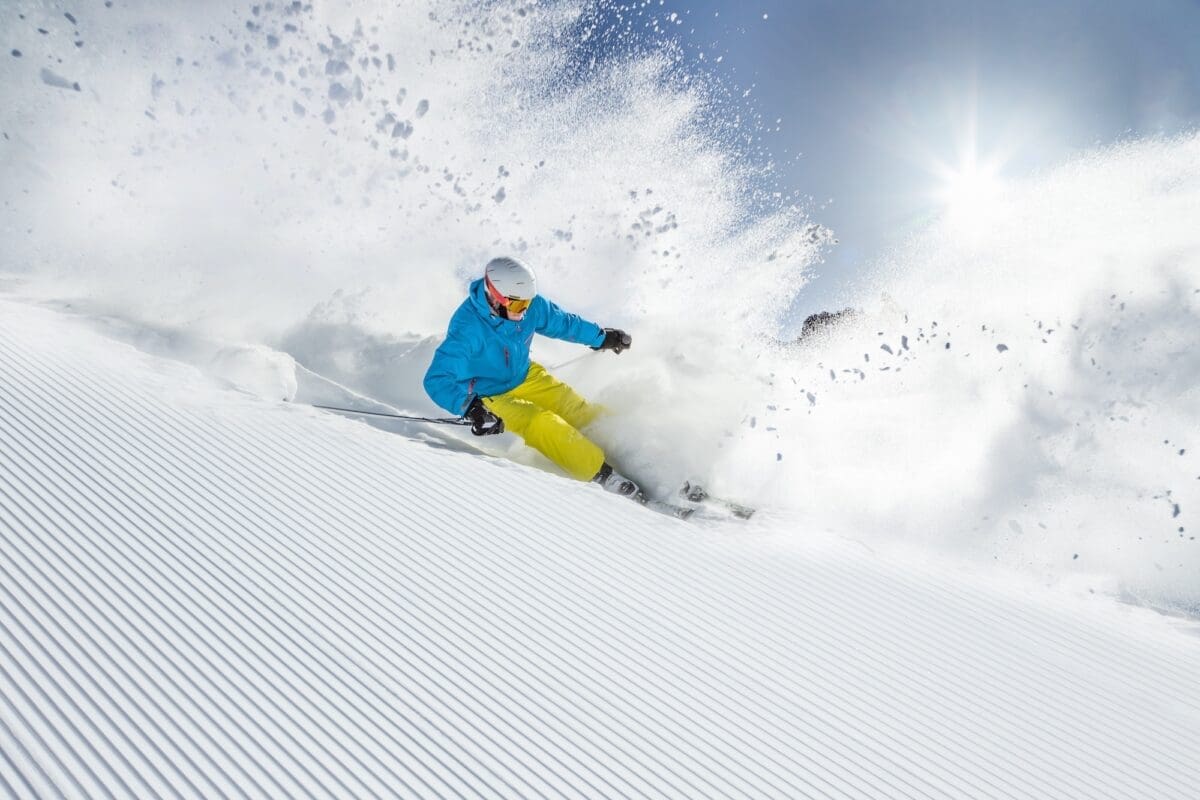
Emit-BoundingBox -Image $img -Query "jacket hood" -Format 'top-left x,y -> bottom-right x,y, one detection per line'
467,278 -> 497,320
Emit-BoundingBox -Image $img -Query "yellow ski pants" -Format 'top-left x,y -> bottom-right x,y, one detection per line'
482,362 -> 606,481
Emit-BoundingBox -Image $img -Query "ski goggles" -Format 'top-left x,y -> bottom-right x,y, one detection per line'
485,277 -> 533,316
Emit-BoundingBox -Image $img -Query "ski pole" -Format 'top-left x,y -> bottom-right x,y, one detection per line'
312,404 -> 471,426
547,351 -> 596,371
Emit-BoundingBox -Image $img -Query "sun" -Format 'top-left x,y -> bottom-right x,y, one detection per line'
933,156 -> 1005,235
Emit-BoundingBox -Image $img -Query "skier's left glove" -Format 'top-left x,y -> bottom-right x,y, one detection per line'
465,396 -> 505,436
593,327 -> 632,354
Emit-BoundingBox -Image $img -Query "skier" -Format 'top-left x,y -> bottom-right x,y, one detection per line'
423,257 -> 640,498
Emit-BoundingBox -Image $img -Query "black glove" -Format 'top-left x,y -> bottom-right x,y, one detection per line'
465,396 -> 504,436
593,327 -> 632,354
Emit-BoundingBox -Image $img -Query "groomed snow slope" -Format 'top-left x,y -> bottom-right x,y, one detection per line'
1,297 -> 1199,800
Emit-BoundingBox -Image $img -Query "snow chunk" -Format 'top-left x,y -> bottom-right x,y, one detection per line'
328,82 -> 352,104
40,68 -> 81,91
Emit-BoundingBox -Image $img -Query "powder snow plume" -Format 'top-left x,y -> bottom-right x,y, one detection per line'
0,0 -> 821,351
3,2 -> 1197,615
718,135 -> 1200,615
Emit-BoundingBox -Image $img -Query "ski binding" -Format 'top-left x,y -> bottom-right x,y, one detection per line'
679,481 -> 756,519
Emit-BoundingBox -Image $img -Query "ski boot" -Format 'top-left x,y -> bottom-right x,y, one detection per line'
592,462 -> 643,500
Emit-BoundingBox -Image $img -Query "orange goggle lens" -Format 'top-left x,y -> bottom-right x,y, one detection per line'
505,297 -> 532,314
485,277 -> 532,315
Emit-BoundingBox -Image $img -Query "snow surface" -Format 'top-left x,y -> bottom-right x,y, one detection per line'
3,298 -> 1200,799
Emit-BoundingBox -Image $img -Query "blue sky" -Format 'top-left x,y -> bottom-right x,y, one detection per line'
629,0 -> 1200,314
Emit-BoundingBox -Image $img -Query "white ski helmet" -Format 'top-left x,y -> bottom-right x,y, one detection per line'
483,256 -> 537,320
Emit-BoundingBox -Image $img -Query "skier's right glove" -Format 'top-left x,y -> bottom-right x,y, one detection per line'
465,396 -> 505,436
593,328 -> 632,354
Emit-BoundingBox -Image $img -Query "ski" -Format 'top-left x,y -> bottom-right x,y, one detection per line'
679,481 -> 756,519
639,493 -> 696,520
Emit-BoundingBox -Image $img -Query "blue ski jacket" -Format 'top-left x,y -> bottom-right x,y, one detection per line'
423,278 -> 606,415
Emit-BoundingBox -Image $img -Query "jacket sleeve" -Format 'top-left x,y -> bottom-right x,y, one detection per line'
423,332 -> 476,415
534,297 -> 606,347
